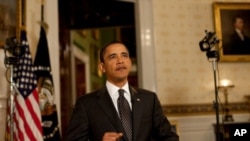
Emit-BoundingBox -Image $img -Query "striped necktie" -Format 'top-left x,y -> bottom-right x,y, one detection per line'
117,89 -> 132,141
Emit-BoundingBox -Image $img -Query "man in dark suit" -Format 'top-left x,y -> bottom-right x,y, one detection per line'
65,41 -> 179,141
224,16 -> 250,55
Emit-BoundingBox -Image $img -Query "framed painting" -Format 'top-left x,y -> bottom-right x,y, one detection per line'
213,2 -> 250,62
0,0 -> 24,48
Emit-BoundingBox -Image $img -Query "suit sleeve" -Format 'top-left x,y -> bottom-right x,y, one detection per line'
152,93 -> 179,141
65,97 -> 89,141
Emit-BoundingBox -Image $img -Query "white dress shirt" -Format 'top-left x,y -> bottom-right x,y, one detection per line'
235,28 -> 244,40
106,81 -> 132,114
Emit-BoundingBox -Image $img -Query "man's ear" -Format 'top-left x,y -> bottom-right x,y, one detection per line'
98,63 -> 105,73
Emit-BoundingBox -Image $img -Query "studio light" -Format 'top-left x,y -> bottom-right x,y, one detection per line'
199,30 -> 220,61
4,37 -> 25,57
3,37 -> 25,65
199,30 -> 219,52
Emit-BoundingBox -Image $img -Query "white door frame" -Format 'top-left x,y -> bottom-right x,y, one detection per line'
71,44 -> 91,104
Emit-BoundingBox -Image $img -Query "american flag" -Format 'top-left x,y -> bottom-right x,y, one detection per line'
6,30 -> 44,141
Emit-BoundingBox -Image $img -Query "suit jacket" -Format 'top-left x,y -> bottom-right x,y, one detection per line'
224,31 -> 250,55
65,86 -> 179,141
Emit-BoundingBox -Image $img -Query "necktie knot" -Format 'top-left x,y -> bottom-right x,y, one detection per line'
118,89 -> 125,97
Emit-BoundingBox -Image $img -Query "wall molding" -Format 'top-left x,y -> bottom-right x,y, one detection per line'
163,102 -> 249,116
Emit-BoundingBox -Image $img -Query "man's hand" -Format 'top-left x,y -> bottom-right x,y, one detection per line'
102,132 -> 123,141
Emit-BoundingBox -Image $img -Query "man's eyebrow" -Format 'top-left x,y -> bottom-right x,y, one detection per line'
107,53 -> 116,57
107,52 -> 129,58
121,52 -> 129,55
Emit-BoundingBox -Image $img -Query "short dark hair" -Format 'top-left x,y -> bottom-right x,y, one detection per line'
232,15 -> 244,24
99,40 -> 130,63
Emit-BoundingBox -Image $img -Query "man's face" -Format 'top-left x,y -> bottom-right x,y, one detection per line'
234,18 -> 244,31
100,43 -> 132,84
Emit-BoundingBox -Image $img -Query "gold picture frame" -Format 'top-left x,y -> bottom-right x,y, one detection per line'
213,2 -> 250,62
0,0 -> 24,48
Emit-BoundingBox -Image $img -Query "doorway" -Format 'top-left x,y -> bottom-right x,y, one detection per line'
58,0 -> 138,139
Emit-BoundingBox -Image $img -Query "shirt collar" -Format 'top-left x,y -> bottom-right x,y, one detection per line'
235,28 -> 242,34
106,81 -> 130,96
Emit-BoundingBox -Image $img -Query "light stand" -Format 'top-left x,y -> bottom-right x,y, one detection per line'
199,30 -> 221,141
3,37 -> 25,141
210,53 -> 220,141
4,57 -> 18,141
7,64 -> 16,141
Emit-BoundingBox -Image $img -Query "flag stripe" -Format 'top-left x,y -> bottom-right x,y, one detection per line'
14,110 -> 25,141
15,92 -> 44,141
15,96 -> 36,141
25,91 -> 43,133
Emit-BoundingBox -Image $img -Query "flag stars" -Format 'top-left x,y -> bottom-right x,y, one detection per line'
13,37 -> 37,98
24,59 -> 28,64
22,72 -> 26,76
22,40 -> 28,46
21,78 -> 25,82
23,65 -> 27,70
23,91 -> 27,95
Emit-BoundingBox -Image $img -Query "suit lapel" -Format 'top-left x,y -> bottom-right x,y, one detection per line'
97,86 -> 143,140
97,87 -> 124,133
130,86 -> 143,140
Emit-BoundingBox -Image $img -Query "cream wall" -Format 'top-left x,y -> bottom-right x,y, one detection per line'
152,0 -> 250,105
